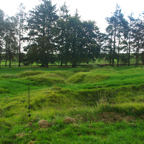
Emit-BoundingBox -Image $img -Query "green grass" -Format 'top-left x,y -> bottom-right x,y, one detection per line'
1,65 -> 144,143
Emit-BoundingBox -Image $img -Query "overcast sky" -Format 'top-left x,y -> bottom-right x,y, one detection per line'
0,0 -> 144,32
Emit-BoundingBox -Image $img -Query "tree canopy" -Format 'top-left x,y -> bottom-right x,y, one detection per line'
1,1 -> 144,67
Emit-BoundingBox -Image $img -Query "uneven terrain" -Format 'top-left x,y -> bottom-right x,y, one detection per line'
1,65 -> 144,143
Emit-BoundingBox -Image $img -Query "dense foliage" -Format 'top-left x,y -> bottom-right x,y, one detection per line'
0,1 -> 144,67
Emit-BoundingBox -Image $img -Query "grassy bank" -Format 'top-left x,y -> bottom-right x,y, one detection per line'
1,65 -> 144,143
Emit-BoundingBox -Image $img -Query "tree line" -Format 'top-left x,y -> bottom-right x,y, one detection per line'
0,0 -> 144,67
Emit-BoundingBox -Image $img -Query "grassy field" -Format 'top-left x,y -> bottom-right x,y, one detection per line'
1,65 -> 144,144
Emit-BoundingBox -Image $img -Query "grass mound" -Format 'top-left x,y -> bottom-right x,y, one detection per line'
25,74 -> 65,86
18,70 -> 44,77
0,87 -> 9,93
96,112 -> 135,123
38,119 -> 51,128
84,74 -> 109,83
100,103 -> 144,116
66,72 -> 87,83
1,74 -> 20,79
66,72 -> 109,84
50,70 -> 74,79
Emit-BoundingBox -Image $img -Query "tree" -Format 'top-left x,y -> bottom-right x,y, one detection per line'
127,13 -> 135,66
23,43 -> 39,65
16,3 -> 26,67
55,2 -> 70,66
106,5 -> 119,66
106,4 -> 128,66
131,18 -> 144,66
27,0 -> 58,67
0,9 -> 4,66
4,16 -> 18,68
65,12 -> 99,67
82,20 -> 100,64
66,15 -> 82,67
116,11 -> 128,66
105,25 -> 113,65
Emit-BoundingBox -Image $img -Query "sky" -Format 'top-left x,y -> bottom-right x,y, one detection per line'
0,0 -> 144,32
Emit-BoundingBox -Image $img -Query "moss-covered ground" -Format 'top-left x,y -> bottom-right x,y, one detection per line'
1,65 -> 144,144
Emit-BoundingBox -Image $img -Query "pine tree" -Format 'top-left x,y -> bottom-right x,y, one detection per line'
16,3 -> 26,67
56,2 -> 70,66
27,0 -> 58,67
106,4 -> 128,66
0,9 -> 4,66
106,4 -> 119,66
4,16 -> 18,68
132,18 -> 144,66
127,14 -> 133,66
105,25 -> 113,65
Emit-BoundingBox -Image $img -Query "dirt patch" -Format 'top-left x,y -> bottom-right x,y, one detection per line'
16,133 -> 27,138
125,116 -> 136,122
96,112 -> 135,123
64,117 -> 75,124
140,115 -> 144,119
75,114 -> 83,121
72,112 -> 137,123
26,122 -> 33,127
28,141 -> 36,144
38,119 -> 52,128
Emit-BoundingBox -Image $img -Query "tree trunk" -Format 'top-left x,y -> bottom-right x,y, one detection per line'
5,43 -> 7,67
135,48 -> 139,66
72,62 -> 76,68
65,45 -> 69,67
9,58 -> 11,68
109,35 -> 112,66
65,61 -> 67,67
109,51 -> 111,66
117,37 -> 120,67
9,45 -> 11,68
128,33 -> 131,66
135,39 -> 139,66
18,33 -> 21,67
5,53 -> 7,67
61,61 -> 63,67
128,17 -> 132,66
0,50 -> 1,67
41,63 -> 45,67
112,28 -> 116,67
41,52 -> 46,67
45,63 -> 48,68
